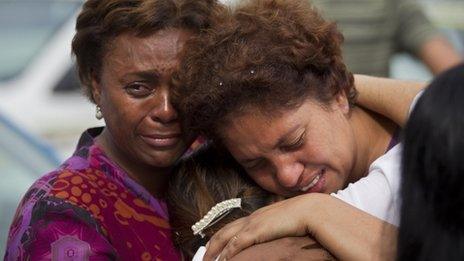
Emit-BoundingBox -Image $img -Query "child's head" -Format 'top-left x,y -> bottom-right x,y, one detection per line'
398,63 -> 464,260
167,144 -> 279,258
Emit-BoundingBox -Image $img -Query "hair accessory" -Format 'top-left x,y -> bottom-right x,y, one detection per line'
250,70 -> 255,74
95,106 -> 103,120
192,198 -> 242,238
219,81 -> 224,86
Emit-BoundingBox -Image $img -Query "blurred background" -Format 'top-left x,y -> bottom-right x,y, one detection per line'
0,0 -> 463,255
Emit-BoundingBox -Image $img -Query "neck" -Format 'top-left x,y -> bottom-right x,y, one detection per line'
96,128 -> 171,198
349,106 -> 397,182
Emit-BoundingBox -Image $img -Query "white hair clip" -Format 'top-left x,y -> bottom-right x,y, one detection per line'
192,198 -> 242,238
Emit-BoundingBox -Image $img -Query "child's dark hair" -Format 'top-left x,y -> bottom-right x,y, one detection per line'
167,144 -> 279,258
398,63 -> 464,260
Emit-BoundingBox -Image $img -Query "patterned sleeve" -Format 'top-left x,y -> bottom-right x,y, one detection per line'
5,197 -> 117,261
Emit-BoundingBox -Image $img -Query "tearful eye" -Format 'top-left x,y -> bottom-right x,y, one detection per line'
124,83 -> 153,97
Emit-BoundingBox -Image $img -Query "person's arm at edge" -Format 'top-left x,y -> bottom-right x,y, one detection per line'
418,35 -> 462,75
354,74 -> 425,127
395,0 -> 462,75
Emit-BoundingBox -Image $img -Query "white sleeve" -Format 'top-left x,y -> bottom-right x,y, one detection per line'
331,144 -> 403,226
192,246 -> 220,261
193,246 -> 207,261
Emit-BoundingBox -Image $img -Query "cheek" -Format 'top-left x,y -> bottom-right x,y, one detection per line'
105,106 -> 137,131
250,171 -> 277,191
298,142 -> 326,164
103,97 -> 147,127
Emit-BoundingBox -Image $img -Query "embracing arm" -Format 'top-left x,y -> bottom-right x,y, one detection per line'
230,236 -> 336,261
306,194 -> 397,261
204,193 -> 397,261
354,74 -> 425,127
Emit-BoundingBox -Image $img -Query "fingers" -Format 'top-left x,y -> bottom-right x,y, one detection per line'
204,218 -> 246,260
219,227 -> 262,260
204,197 -> 310,260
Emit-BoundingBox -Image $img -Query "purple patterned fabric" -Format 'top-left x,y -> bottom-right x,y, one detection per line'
4,127 -> 181,261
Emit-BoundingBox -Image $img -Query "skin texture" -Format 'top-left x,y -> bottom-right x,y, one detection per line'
230,236 -> 336,261
222,95 -> 355,197
91,29 -> 192,197
221,93 -> 396,198
354,75 -> 425,127
418,35 -> 462,75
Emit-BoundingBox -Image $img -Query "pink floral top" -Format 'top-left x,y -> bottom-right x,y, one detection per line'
4,128 -> 181,261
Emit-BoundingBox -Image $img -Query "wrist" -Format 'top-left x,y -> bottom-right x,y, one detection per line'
298,193 -> 332,237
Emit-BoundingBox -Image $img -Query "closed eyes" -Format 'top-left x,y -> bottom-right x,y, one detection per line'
281,130 -> 306,152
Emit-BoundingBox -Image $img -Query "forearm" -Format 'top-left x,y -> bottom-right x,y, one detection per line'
419,36 -> 462,75
231,237 -> 335,261
204,193 -> 398,261
354,74 -> 425,127
304,194 -> 397,261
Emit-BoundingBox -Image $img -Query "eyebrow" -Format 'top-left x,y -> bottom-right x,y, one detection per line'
238,124 -> 302,164
119,70 -> 160,83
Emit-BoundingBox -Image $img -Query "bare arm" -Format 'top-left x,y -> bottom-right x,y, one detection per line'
204,193 -> 397,261
418,35 -> 462,75
354,74 -> 425,127
231,236 -> 336,261
308,194 -> 397,261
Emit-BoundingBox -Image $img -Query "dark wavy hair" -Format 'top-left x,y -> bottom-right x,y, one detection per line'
176,0 -> 356,141
71,0 -> 223,103
398,63 -> 464,260
166,144 -> 279,259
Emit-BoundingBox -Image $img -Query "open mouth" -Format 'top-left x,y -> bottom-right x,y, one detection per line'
300,168 -> 326,193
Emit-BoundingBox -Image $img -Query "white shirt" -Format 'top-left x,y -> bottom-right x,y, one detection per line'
332,144 -> 402,226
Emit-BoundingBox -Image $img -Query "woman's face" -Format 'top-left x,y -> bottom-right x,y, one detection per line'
221,96 -> 357,197
92,29 -> 191,168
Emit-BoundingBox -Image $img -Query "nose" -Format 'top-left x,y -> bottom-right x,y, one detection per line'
149,88 -> 178,124
273,155 -> 304,189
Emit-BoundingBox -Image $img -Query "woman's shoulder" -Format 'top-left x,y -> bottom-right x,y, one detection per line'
7,167 -> 107,232
4,167 -> 118,260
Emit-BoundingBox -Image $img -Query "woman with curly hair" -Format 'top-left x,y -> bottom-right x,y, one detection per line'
176,0 -> 423,259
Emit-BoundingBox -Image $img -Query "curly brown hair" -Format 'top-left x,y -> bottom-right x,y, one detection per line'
177,0 -> 356,141
71,0 -> 223,103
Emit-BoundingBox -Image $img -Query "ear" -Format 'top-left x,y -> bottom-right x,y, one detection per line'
91,75 -> 102,105
334,91 -> 350,114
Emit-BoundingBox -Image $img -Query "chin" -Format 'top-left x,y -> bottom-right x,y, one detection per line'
145,149 -> 185,168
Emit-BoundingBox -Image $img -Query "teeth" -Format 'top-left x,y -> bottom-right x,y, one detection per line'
301,173 -> 321,192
